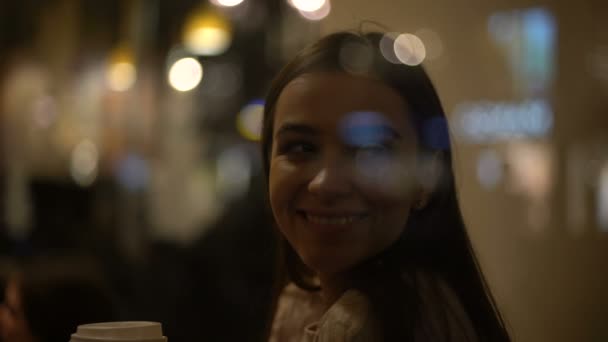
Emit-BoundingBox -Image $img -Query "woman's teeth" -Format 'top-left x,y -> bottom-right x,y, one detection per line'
306,214 -> 362,225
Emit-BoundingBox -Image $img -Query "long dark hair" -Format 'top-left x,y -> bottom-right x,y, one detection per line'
261,31 -> 510,341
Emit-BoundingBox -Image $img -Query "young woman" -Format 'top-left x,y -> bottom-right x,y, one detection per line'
261,31 -> 511,341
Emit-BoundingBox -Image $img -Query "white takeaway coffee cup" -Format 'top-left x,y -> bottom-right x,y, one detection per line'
70,321 -> 167,342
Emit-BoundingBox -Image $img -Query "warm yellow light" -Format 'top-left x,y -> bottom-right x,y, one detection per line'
106,62 -> 136,91
183,9 -> 232,56
289,0 -> 326,12
168,57 -> 203,92
236,101 -> 264,141
106,46 -> 137,91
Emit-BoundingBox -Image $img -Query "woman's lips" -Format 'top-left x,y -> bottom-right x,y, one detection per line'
296,210 -> 369,231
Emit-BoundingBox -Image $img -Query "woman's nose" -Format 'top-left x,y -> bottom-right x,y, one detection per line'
307,160 -> 353,199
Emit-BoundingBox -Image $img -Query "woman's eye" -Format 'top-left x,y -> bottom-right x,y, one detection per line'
278,141 -> 317,156
357,142 -> 393,155
353,142 -> 396,165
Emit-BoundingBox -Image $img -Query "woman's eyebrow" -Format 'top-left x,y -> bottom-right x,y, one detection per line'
371,125 -> 402,139
342,124 -> 403,143
275,123 -> 319,138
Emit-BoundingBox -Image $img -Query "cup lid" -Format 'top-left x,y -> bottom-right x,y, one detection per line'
73,321 -> 164,339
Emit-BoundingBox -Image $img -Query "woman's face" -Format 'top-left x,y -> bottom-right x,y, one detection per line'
0,279 -> 37,342
269,71 -> 421,276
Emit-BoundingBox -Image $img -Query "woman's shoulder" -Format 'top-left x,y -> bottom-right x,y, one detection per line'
270,273 -> 478,342
316,271 -> 478,342
270,283 -> 378,342
315,288 -> 379,342
269,283 -> 325,342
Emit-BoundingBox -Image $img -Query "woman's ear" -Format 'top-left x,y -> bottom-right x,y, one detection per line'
414,151 -> 442,210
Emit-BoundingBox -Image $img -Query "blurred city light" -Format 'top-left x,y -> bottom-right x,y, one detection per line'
488,8 -> 556,96
236,100 -> 264,141
477,149 -> 503,189
216,147 -> 252,200
168,57 -> 203,92
506,143 -> 553,200
70,139 -> 99,187
379,32 -> 401,64
415,28 -> 443,60
183,8 -> 232,56
394,33 -> 426,66
106,62 -> 136,92
298,0 -> 330,20
288,0 -> 326,12
116,153 -> 150,191
210,0 -> 244,7
453,99 -> 553,143
106,46 -> 137,92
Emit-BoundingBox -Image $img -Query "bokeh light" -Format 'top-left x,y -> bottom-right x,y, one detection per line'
506,143 -> 553,200
70,139 -> 99,187
216,147 -> 252,201
236,100 -> 264,141
298,0 -> 330,20
394,33 -> 426,66
379,32 -> 401,64
338,111 -> 416,195
168,57 -> 203,92
106,46 -> 137,91
183,9 -> 232,56
454,100 -> 553,143
116,153 -> 150,191
106,62 -> 136,92
477,149 -> 503,189
210,0 -> 244,7
289,0 -> 326,12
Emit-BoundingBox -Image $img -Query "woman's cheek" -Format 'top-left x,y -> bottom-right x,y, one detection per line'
269,160 -> 300,213
354,155 -> 418,201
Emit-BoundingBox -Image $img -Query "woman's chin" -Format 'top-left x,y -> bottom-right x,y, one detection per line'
301,254 -> 359,277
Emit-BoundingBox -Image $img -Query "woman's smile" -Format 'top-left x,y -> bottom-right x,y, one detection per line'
296,209 -> 370,231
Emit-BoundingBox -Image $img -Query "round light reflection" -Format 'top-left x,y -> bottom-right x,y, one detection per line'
236,100 -> 264,141
106,62 -> 136,91
168,57 -> 203,92
289,0 -> 326,12
394,33 -> 426,66
211,0 -> 244,7
298,0 -> 330,20
71,139 -> 99,187
379,32 -> 401,64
